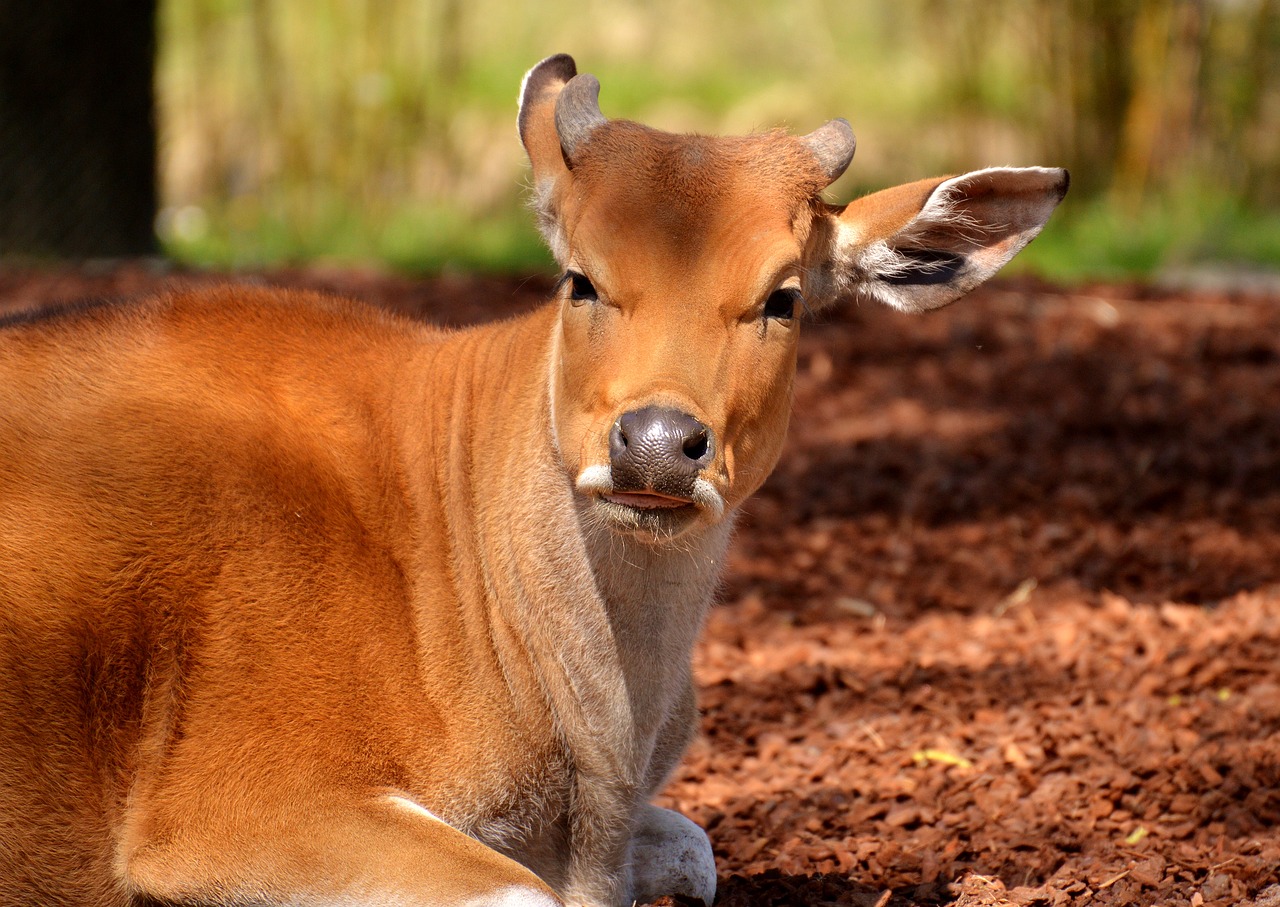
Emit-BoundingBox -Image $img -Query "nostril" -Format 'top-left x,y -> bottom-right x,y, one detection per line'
682,429 -> 709,462
609,419 -> 629,460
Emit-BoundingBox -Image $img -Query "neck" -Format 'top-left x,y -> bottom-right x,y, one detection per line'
396,303 -> 730,778
579,513 -> 731,746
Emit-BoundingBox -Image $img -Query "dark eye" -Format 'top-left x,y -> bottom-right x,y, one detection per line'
763,288 -> 799,321
565,270 -> 598,303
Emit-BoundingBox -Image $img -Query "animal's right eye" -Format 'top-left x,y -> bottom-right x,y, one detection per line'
565,271 -> 598,304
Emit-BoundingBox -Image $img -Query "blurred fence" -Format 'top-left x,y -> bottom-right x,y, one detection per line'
155,0 -> 1280,271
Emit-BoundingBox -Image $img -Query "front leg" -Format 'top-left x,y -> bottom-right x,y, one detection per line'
122,789 -> 564,907
558,776 -> 636,907
628,804 -> 716,907
625,676 -> 715,905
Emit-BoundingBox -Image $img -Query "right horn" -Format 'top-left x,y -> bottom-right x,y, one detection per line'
800,118 -> 856,187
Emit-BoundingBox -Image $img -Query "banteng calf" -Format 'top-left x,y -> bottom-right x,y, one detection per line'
0,54 -> 1066,906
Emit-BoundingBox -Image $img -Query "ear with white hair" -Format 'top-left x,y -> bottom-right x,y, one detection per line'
517,54 -> 608,264
809,167 -> 1069,312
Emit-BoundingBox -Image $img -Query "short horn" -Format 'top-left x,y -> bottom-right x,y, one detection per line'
555,73 -> 607,163
800,118 -> 856,186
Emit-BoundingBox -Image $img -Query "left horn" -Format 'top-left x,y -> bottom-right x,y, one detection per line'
800,118 -> 856,187
555,74 -> 607,163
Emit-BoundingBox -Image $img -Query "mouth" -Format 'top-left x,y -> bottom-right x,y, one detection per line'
575,464 -> 726,531
601,491 -> 695,510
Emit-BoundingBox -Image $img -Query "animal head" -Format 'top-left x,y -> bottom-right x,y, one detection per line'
518,54 -> 1067,541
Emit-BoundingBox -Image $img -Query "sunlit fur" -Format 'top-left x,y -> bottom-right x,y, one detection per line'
0,54 -> 1065,907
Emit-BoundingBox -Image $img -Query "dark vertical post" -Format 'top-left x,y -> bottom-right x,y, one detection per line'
0,0 -> 158,257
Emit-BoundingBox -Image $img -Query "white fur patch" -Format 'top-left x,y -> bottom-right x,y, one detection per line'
464,886 -> 561,907
546,323 -> 563,458
384,793 -> 444,824
575,464 -> 615,495
691,478 -> 725,521
826,189 -> 969,313
530,180 -> 569,266
517,63 -> 537,113
380,795 -> 560,907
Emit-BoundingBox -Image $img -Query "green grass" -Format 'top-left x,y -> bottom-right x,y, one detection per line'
162,200 -> 555,274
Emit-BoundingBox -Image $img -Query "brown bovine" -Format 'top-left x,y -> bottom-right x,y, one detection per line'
0,55 -> 1066,906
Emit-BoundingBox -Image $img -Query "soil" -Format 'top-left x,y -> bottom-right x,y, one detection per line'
3,262 -> 1278,907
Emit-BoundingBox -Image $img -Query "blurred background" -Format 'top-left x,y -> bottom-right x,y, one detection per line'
3,0 -> 1279,281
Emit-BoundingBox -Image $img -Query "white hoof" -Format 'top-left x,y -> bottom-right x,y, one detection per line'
629,806 -> 716,906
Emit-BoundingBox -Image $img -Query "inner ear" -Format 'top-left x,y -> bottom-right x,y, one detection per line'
881,248 -> 965,286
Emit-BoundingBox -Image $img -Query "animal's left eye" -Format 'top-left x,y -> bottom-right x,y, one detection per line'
763,288 -> 800,321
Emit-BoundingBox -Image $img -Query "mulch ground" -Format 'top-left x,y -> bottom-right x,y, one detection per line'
3,262 -> 1278,907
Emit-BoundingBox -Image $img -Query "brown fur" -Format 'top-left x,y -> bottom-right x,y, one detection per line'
0,55 -> 1065,907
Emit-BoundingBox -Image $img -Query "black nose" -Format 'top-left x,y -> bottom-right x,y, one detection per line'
609,406 -> 715,497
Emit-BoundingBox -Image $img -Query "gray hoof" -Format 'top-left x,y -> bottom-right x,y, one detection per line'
629,806 -> 716,906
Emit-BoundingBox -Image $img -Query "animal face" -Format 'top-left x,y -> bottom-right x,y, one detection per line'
549,126 -> 827,537
518,55 -> 1067,541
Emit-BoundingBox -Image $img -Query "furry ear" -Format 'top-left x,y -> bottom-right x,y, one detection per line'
517,54 -> 609,265
811,167 -> 1069,312
517,54 -> 579,184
